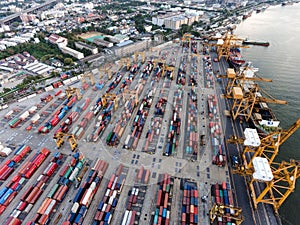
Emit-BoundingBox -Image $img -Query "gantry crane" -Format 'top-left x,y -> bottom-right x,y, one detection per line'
182,33 -> 192,47
229,118 -> 300,213
230,118 -> 300,174
206,33 -> 248,61
54,132 -> 77,151
152,59 -> 166,68
65,87 -> 82,100
164,66 -> 175,79
249,159 -> 300,213
227,84 -> 287,121
209,203 -> 244,225
218,66 -> 272,98
134,51 -> 146,63
102,93 -> 118,110
81,72 -> 95,85
99,64 -> 113,80
122,89 -> 139,104
118,57 -> 131,70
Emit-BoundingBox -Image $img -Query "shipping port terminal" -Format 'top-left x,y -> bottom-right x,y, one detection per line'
0,33 -> 299,225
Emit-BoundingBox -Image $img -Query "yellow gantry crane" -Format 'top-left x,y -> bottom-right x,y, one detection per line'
229,84 -> 287,121
99,64 -> 113,80
54,132 -> 78,151
134,51 -> 146,63
206,33 -> 248,61
230,118 -> 300,173
118,57 -> 131,70
218,67 -> 272,98
249,159 -> 300,213
164,66 -> 175,79
122,89 -> 139,104
182,33 -> 192,47
209,203 -> 244,225
81,72 -> 95,85
102,93 -> 118,110
65,87 -> 82,100
229,118 -> 300,213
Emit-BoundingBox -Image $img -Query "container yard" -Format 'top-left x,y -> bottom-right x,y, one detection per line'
0,35 -> 294,225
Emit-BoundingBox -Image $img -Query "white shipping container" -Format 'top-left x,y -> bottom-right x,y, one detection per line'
31,114 -> 40,124
1,147 -> 12,156
102,203 -> 107,212
1,104 -> 9,109
24,203 -> 33,213
4,110 -> 14,118
126,211 -> 133,225
27,93 -> 37,99
19,111 -> 29,120
121,210 -> 130,225
90,182 -> 96,191
81,188 -> 93,206
18,97 -> 27,102
105,189 -> 110,197
71,202 -> 80,213
28,106 -> 37,113
69,167 -> 79,181
108,196 -> 114,205
44,199 -> 56,215
45,86 -> 54,92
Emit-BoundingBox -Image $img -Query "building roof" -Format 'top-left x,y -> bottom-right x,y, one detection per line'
116,40 -> 133,47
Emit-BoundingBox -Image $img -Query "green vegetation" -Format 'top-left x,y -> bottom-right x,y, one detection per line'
133,14 -> 146,33
0,40 -> 62,60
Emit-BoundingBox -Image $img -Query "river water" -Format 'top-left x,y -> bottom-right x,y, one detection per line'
234,3 -> 300,225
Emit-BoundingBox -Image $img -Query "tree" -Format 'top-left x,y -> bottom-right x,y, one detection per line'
104,37 -> 110,42
64,58 -> 74,66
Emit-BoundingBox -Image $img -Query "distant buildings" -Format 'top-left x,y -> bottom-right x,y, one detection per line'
152,12 -> 200,30
47,34 -> 68,47
75,41 -> 98,54
60,46 -> 84,60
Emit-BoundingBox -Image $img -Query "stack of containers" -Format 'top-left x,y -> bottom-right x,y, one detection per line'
38,95 -> 77,134
189,58 -> 198,87
72,111 -> 93,139
91,100 -> 115,142
92,81 -> 105,91
181,182 -> 199,225
27,152 -> 86,225
184,96 -> 198,156
107,98 -> 138,146
62,159 -> 108,225
164,89 -> 183,156
191,41 -> 198,54
82,83 -> 89,90
144,79 -> 170,153
106,72 -> 124,93
4,109 -> 14,119
121,188 -> 139,225
54,98 -> 90,137
0,148 -> 50,215
5,152 -> 64,224
207,95 -> 226,167
211,182 -> 235,225
153,173 -> 173,225
92,164 -> 126,225
0,145 -> 31,181
135,166 -> 151,184
204,56 -> 214,88
176,68 -> 186,86
124,88 -> 155,149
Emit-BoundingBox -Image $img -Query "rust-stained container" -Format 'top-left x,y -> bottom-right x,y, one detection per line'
37,198 -> 52,214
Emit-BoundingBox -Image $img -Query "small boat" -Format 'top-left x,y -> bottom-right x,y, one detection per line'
243,39 -> 270,47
